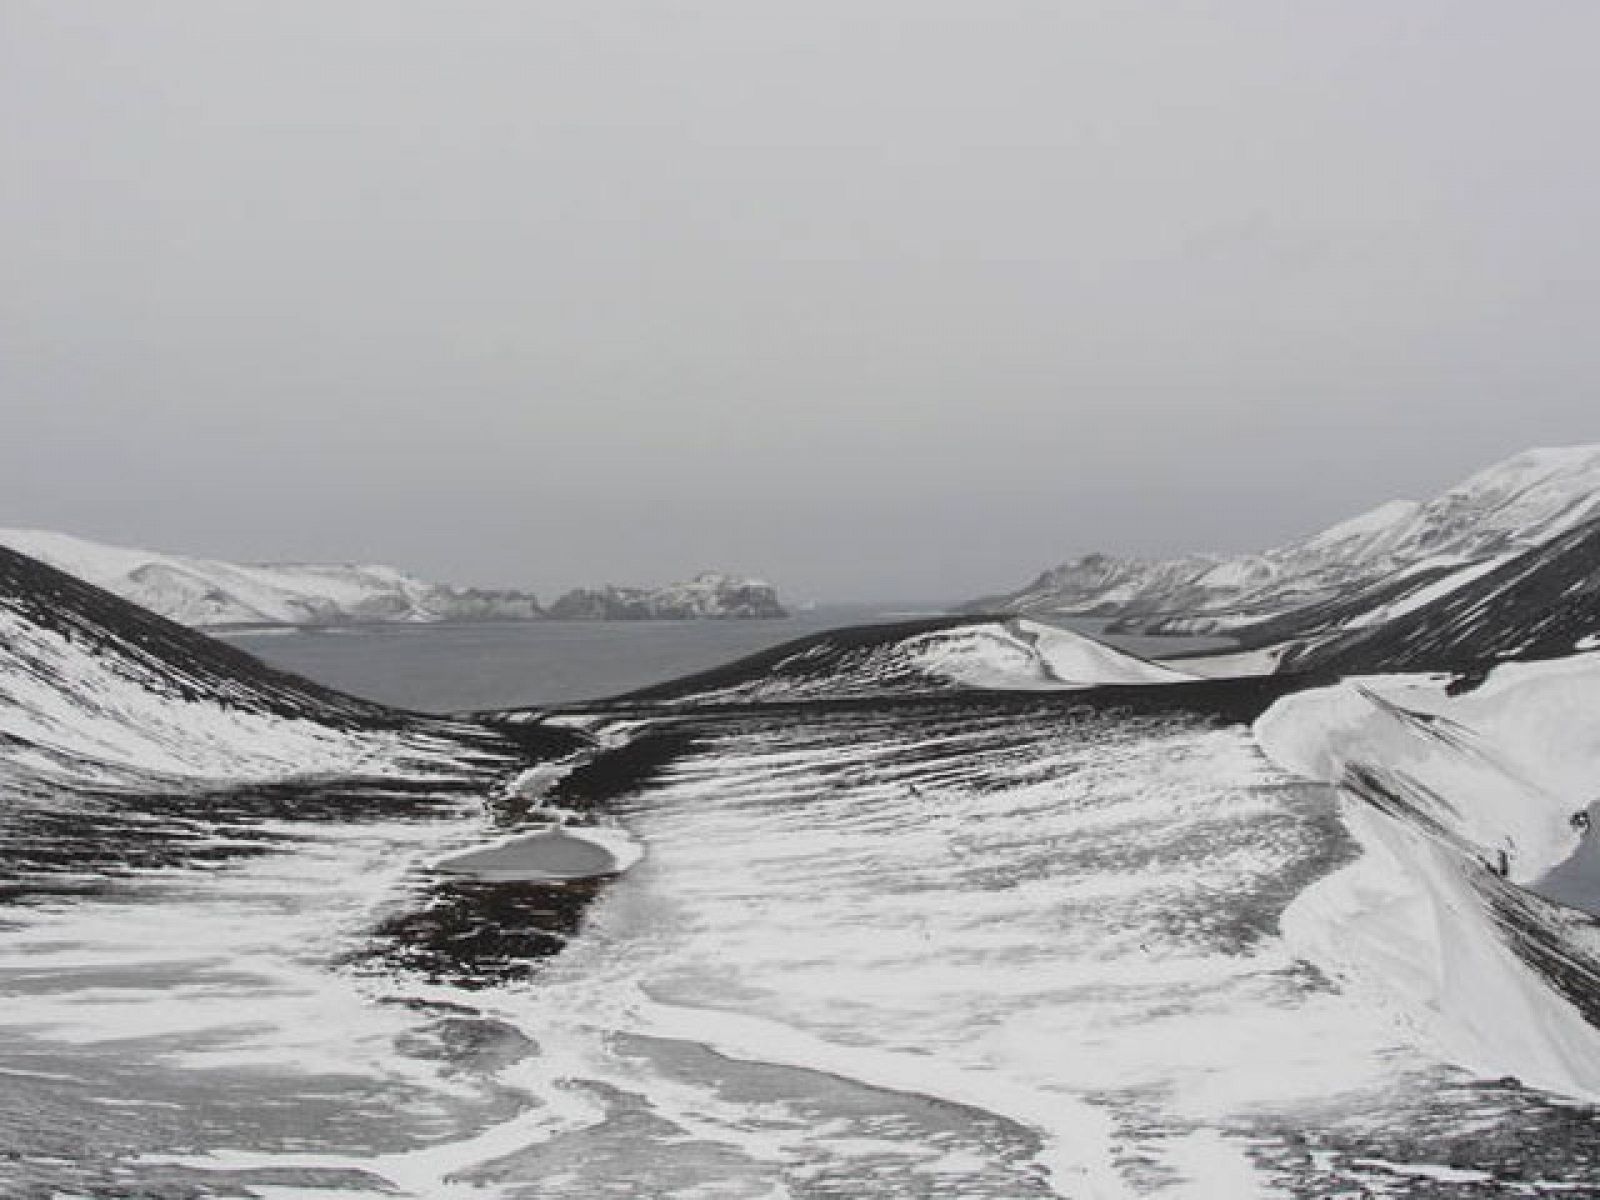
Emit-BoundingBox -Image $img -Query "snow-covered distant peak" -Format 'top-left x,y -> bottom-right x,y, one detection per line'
1460,443 -> 1600,484
0,527 -> 191,586
971,444 -> 1600,639
1415,444 -> 1600,549
1288,499 -> 1422,557
0,529 -> 790,629
0,528 -> 539,628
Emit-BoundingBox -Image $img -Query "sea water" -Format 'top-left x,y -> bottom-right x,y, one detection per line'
223,607 -> 902,712
223,612 -> 1232,713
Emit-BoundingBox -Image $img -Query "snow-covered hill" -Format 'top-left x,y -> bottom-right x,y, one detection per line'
0,528 -> 544,629
973,446 -> 1600,641
600,615 -> 1195,705
1276,513 -> 1600,677
0,530 -> 787,629
547,572 -> 788,620
0,543 -> 533,894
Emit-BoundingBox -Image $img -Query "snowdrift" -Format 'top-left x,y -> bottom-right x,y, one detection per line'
1256,658 -> 1600,1099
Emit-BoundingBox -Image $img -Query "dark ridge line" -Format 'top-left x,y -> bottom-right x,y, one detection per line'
592,614 -> 998,704
549,726 -> 705,810
483,673 -> 1338,830
483,613 -> 1329,726
549,670 -> 1330,726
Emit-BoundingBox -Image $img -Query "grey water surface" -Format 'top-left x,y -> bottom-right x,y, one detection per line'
223,608 -> 897,712
223,611 -> 1231,714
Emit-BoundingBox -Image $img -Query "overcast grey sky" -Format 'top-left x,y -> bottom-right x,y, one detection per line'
4,2 -> 1598,602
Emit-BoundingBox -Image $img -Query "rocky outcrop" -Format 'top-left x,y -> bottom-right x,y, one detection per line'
548,573 -> 787,620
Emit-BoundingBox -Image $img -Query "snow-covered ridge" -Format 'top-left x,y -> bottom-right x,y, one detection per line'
1277,511 -> 1600,676
0,529 -> 785,628
1255,658 -> 1600,1100
609,616 -> 1193,705
974,444 -> 1600,640
0,545 -> 518,791
0,543 -> 530,901
0,528 -> 542,629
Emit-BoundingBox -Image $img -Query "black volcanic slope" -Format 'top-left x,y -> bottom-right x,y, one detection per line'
0,546 -> 534,896
1279,515 -> 1600,678
559,614 -> 1303,715
0,545 -> 406,728
600,615 -> 998,704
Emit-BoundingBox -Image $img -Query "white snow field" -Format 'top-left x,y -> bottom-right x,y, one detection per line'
4,546 -> 1600,1196
13,697 -> 1585,1198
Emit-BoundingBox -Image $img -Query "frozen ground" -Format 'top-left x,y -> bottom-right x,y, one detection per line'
5,690 -> 1600,1197
2,548 -> 1599,1198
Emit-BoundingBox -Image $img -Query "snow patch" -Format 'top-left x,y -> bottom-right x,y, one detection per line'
907,620 -> 1194,690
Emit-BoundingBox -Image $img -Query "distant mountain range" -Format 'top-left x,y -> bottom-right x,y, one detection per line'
545,575 -> 790,621
0,529 -> 787,628
969,446 -> 1600,649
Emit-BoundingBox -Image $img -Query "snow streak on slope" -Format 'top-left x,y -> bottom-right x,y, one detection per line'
450,703 -> 1600,1197
1257,661 -> 1600,1100
0,543 -> 540,912
1277,515 -> 1600,676
106,693 -> 1600,1198
0,543 -> 617,1198
0,546 -> 514,789
0,596 -> 489,791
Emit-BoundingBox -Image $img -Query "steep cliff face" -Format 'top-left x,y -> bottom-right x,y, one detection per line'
548,573 -> 788,620
973,446 -> 1600,640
